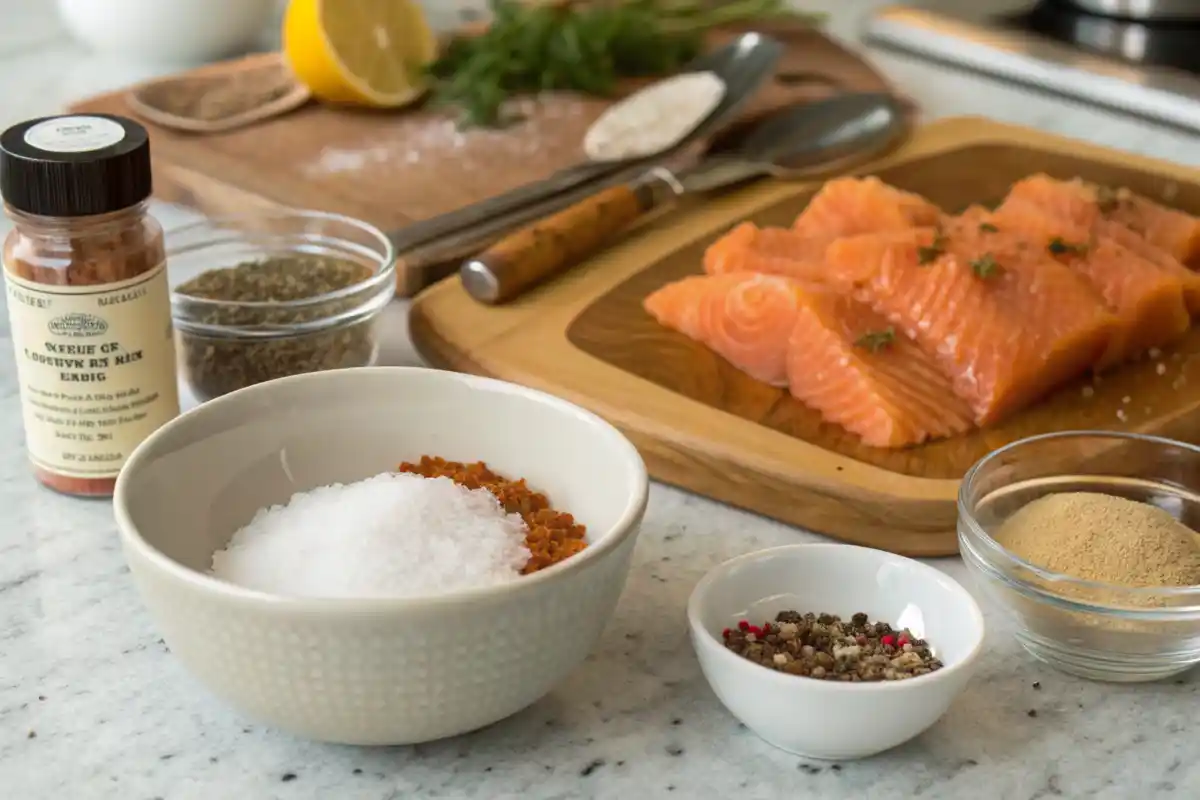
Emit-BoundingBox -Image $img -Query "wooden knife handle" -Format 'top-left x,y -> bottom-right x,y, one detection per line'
460,181 -> 661,305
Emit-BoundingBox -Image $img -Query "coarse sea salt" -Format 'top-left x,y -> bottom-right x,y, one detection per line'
209,473 -> 531,599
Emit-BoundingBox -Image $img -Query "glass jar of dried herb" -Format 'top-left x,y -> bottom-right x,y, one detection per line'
168,210 -> 396,402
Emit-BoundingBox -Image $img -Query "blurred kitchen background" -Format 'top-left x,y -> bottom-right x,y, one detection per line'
15,0 -> 1197,162
4,0 -> 1190,155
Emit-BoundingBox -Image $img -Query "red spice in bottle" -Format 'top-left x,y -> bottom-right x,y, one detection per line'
0,114 -> 180,497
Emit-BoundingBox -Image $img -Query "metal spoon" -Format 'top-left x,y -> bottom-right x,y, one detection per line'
461,93 -> 909,306
387,33 -> 784,259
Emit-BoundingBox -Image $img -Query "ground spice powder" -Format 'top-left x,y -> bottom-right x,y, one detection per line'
994,491 -> 1200,587
397,456 -> 588,573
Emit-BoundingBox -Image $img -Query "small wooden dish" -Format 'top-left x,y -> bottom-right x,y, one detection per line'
126,52 -> 311,135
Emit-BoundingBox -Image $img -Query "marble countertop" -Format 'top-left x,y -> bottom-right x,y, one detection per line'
2,1 -> 1199,798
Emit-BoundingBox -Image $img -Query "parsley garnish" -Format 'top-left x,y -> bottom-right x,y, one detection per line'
1048,237 -> 1088,256
970,253 -> 1002,279
854,327 -> 896,353
428,0 -> 824,128
979,222 -> 999,233
917,231 -> 946,265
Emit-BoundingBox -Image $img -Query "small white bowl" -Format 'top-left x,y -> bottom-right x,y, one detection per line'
688,544 -> 985,761
114,367 -> 648,745
57,0 -> 276,64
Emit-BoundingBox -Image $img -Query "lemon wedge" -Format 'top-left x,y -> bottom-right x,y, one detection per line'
283,0 -> 437,109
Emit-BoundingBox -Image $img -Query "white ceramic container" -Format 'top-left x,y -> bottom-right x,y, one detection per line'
114,367 -> 649,745
688,543 -> 985,760
57,0 -> 277,64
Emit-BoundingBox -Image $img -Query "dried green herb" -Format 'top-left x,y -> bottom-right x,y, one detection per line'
917,231 -> 946,265
855,327 -> 896,353
979,222 -> 999,233
175,255 -> 378,401
428,0 -> 823,128
1048,237 -> 1088,256
970,253 -> 1002,279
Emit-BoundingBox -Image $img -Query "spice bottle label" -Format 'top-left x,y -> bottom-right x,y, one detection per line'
2,261 -> 180,479
23,116 -> 126,153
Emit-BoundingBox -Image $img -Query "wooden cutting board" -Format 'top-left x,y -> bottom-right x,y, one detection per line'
408,116 -> 1200,557
66,23 -> 910,295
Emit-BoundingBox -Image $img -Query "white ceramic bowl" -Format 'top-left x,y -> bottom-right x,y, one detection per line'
114,367 -> 648,745
57,0 -> 276,64
688,544 -> 985,761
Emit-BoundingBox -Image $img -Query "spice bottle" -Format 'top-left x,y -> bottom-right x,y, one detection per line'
1,114 -> 180,497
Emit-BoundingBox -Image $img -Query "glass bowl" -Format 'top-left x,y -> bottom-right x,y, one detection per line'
167,210 -> 395,403
958,431 -> 1200,683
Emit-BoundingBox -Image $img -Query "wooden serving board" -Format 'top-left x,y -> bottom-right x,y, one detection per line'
408,116 -> 1200,557
66,23 -> 909,295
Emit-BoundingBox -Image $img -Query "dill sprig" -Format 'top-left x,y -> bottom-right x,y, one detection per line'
855,327 -> 896,353
428,0 -> 823,128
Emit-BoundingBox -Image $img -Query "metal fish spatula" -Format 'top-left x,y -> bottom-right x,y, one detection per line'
460,92 -> 909,305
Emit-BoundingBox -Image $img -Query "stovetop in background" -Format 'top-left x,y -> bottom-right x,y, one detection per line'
864,0 -> 1200,132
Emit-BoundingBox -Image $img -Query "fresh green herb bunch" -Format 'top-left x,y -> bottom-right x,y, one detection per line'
429,0 -> 820,128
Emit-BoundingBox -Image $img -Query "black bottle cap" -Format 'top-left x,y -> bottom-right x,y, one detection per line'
0,114 -> 152,218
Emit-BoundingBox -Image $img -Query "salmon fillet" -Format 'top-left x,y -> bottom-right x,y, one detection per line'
1005,174 -> 1200,274
979,201 -> 1191,367
824,225 -> 1117,425
703,222 -> 828,282
643,272 -> 811,386
792,176 -> 944,238
786,293 -> 974,448
704,177 -> 945,282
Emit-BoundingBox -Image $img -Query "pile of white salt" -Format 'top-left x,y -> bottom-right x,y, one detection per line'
209,473 -> 532,599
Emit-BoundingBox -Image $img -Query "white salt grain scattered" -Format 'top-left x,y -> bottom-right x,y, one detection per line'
1156,363 -> 1167,376
302,94 -> 589,178
210,473 -> 531,599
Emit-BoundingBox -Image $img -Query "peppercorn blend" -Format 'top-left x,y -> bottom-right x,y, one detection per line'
1,114 -> 180,497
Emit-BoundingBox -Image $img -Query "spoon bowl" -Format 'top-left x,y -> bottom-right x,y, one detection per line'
680,92 -> 909,193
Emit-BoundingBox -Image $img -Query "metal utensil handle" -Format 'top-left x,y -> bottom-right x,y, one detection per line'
394,156 -> 673,296
388,160 -> 622,255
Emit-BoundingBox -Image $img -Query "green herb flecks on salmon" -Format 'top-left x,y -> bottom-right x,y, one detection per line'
823,223 -> 1118,426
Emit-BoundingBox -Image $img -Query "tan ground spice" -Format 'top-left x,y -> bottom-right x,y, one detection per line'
994,491 -> 1200,588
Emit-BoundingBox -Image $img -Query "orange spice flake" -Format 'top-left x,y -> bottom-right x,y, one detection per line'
397,455 -> 588,574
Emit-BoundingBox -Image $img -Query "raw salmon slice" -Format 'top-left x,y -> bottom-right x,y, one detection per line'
824,225 -> 1117,425
787,293 -> 974,448
644,272 -> 810,386
792,176 -> 944,238
703,222 -> 828,282
981,201 -> 1191,367
1005,174 -> 1200,267
1002,174 -> 1200,312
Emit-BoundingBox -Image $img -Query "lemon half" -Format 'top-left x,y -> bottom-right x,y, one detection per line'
283,0 -> 437,109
